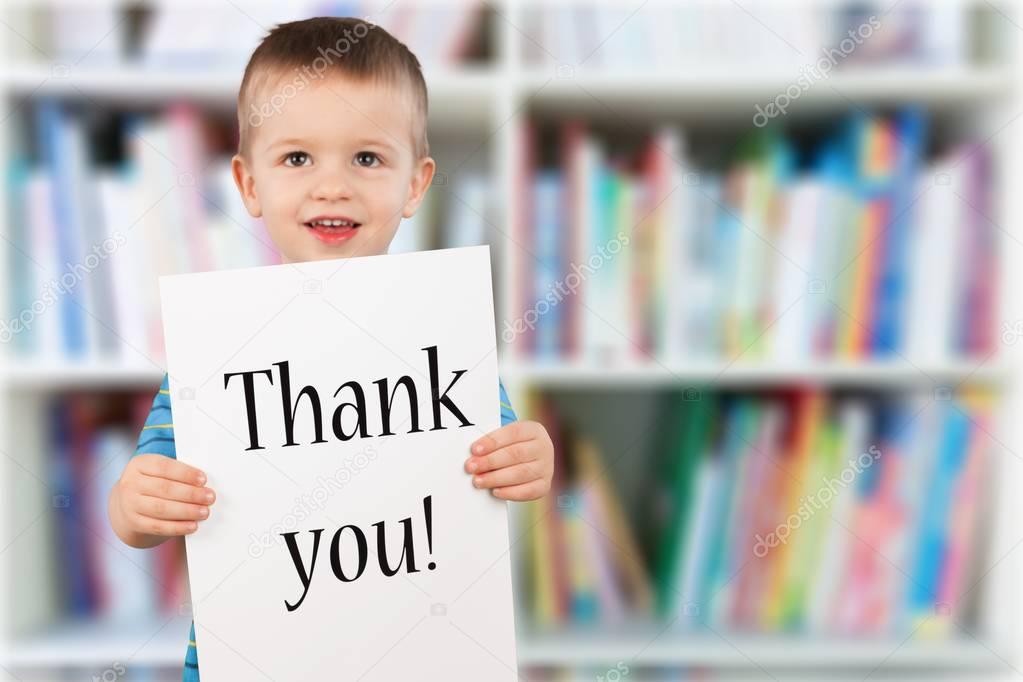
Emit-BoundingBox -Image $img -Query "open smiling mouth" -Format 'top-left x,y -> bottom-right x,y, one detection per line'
304,217 -> 362,244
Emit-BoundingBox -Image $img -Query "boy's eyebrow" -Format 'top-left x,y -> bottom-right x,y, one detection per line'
265,137 -> 307,153
353,137 -> 398,152
263,136 -> 401,154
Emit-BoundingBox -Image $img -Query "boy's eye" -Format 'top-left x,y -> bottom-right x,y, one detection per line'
283,151 -> 310,167
355,151 -> 381,168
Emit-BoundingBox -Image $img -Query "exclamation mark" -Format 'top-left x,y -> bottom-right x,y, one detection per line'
424,495 -> 435,570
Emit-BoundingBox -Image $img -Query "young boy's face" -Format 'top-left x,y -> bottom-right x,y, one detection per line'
231,73 -> 435,264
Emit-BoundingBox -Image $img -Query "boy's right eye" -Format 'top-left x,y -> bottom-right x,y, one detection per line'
283,151 -> 311,167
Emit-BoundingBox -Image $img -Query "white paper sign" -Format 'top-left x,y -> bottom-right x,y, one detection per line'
159,246 -> 518,681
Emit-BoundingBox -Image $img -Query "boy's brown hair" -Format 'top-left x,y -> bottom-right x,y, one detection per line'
237,16 -> 429,159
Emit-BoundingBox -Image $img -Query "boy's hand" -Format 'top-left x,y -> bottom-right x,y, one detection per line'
465,421 -> 554,501
109,454 -> 216,548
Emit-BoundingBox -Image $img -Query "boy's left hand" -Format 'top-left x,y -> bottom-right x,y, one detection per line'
465,420 -> 554,501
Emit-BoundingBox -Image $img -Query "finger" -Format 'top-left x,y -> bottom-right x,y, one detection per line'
465,442 -> 535,475
470,421 -> 536,457
492,478 -> 549,501
135,495 -> 211,522
135,455 -> 206,485
472,461 -> 545,490
130,512 -> 199,537
137,476 -> 216,506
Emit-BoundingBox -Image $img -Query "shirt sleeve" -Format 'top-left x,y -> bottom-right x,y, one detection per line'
133,372 -> 177,459
498,377 -> 517,426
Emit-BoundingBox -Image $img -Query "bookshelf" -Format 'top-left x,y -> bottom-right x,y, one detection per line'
1,1 -> 1022,680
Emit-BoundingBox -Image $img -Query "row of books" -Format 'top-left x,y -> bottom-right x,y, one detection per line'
510,108 -> 996,364
49,392 -> 186,623
522,1 -> 976,70
523,387 -> 992,637
5,101 -> 492,363
8,1 -> 485,69
6,101 -> 279,363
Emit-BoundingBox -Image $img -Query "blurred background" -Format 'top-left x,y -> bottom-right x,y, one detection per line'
0,0 -> 1022,680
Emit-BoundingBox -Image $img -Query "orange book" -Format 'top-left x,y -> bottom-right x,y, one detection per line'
760,390 -> 825,627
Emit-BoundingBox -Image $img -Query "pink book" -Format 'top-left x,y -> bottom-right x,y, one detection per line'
579,486 -> 626,622
167,103 -> 212,273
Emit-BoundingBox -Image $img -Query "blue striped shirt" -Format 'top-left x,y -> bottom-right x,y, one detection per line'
133,372 -> 518,681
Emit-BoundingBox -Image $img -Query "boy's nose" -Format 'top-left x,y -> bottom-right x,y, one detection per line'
311,171 -> 353,201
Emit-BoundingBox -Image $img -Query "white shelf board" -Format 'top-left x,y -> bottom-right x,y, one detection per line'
5,64 -> 1011,113
0,361 -> 165,388
0,615 -> 193,667
519,67 -> 1017,113
501,359 -> 1009,388
1,359 -> 1007,390
516,631 -> 1009,669
2,625 -> 1009,670
1,64 -> 498,129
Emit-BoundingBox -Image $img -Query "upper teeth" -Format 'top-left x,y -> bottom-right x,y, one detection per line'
312,219 -> 353,226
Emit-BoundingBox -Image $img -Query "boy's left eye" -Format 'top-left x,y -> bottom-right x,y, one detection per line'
354,151 -> 381,168
283,151 -> 311,167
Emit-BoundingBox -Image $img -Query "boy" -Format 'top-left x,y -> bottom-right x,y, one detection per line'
108,17 -> 555,680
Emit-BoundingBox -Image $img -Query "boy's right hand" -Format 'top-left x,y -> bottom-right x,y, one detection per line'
109,454 -> 216,548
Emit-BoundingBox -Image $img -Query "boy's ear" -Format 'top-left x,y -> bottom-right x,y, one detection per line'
402,156 -> 436,219
231,153 -> 263,218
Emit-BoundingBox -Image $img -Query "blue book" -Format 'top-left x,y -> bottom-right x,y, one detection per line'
696,398 -> 747,622
872,107 -> 928,355
533,170 -> 563,359
906,402 -> 971,619
35,100 -> 87,357
49,398 -> 93,615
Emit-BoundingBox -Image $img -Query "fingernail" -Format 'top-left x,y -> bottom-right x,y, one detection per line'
473,476 -> 482,488
188,522 -> 198,532
205,491 -> 215,503
472,443 -> 484,455
197,473 -> 207,485
466,460 -> 477,473
199,507 -> 209,518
